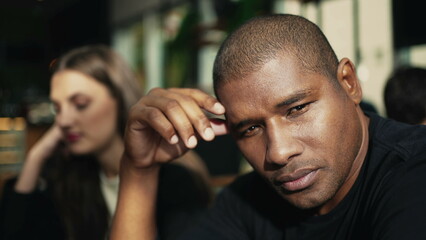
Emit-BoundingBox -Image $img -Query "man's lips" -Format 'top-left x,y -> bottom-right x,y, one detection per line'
275,168 -> 319,192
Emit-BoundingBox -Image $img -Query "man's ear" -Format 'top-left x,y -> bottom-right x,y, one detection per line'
336,58 -> 362,104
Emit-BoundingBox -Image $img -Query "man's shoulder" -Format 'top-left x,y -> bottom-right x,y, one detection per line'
361,119 -> 426,239
365,113 -> 426,194
368,113 -> 426,161
363,114 -> 426,212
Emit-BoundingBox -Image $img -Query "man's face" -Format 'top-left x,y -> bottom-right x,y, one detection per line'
218,56 -> 363,211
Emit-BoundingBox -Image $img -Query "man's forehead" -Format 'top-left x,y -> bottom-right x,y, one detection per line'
216,55 -> 335,114
217,70 -> 329,119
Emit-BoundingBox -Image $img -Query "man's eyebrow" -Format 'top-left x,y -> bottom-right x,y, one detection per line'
228,89 -> 314,131
275,90 -> 313,108
229,118 -> 256,132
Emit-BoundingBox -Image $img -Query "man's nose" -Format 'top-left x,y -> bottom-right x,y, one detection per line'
265,119 -> 303,166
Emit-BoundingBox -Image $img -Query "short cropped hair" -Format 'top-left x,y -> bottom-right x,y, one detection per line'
384,66 -> 426,125
213,14 -> 339,91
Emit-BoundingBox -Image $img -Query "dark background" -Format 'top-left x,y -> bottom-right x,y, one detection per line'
0,0 -> 110,117
1,0 -> 425,117
392,0 -> 426,49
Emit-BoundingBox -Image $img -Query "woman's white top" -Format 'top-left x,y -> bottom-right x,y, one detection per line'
99,172 -> 119,216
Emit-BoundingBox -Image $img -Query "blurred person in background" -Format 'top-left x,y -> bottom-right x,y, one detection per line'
384,66 -> 426,125
0,45 -> 211,240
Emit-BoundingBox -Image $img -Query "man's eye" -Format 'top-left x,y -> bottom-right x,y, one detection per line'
288,103 -> 310,116
240,125 -> 260,138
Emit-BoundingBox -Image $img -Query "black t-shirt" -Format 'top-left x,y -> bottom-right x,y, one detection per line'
181,113 -> 426,239
0,163 -> 207,240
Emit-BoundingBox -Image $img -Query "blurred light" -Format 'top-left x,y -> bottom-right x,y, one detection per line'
14,118 -> 26,131
203,30 -> 226,44
0,118 -> 27,131
0,133 -> 18,147
357,64 -> 370,83
27,101 -> 55,125
0,118 -> 12,131
0,151 -> 20,164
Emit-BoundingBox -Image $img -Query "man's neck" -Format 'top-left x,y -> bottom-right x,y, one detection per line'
317,106 -> 370,215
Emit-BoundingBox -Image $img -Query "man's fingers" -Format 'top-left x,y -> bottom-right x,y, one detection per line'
160,98 -> 199,148
168,88 -> 225,141
129,104 -> 178,145
140,95 -> 198,148
165,90 -> 216,142
142,88 -> 225,146
169,88 -> 225,115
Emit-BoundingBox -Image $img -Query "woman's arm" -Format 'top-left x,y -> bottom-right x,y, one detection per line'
15,125 -> 62,193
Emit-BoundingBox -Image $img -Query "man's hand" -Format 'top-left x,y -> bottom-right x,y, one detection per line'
123,87 -> 227,169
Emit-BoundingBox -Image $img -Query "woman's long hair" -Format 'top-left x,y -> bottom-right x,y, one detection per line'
47,45 -> 143,240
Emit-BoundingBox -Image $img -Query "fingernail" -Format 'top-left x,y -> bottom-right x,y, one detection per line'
187,136 -> 197,148
170,135 -> 178,144
204,127 -> 215,140
213,103 -> 225,113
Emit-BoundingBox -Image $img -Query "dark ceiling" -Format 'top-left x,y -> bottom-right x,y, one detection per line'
0,0 -> 110,116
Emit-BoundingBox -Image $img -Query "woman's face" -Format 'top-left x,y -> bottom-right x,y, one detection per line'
50,70 -> 120,155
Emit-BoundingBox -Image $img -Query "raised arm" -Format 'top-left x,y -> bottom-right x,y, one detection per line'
110,88 -> 226,240
15,125 -> 62,193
